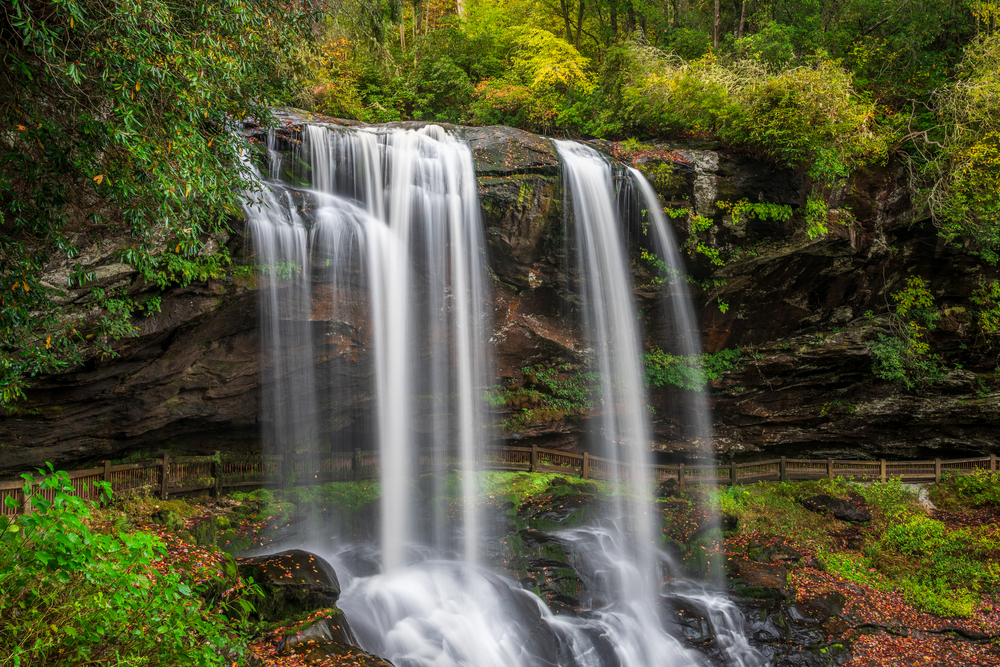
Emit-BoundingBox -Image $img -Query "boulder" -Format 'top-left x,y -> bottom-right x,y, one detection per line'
237,549 -> 342,624
800,494 -> 872,522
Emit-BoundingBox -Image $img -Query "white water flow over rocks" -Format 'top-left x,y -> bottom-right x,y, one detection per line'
628,170 -> 713,448
249,126 -> 762,667
248,123 -> 491,567
335,529 -> 762,667
555,140 -> 657,583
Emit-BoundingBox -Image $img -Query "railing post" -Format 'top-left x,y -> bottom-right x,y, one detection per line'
935,458 -> 942,483
678,463 -> 685,492
827,458 -> 834,479
212,451 -> 223,497
880,459 -> 886,483
730,461 -> 737,487
530,444 -> 538,473
160,453 -> 170,500
991,454 -> 997,472
582,452 -> 589,480
353,449 -> 362,480
21,486 -> 31,515
102,460 -> 112,506
780,456 -> 787,483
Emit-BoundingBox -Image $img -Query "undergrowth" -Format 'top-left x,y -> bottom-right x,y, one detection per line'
0,468 -> 248,667
929,470 -> 1000,510
718,478 -> 1000,618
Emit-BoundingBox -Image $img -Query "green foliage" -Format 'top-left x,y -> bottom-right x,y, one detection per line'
930,470 -> 1000,510
868,275 -> 945,389
469,28 -> 594,133
717,199 -> 794,226
928,35 -> 1000,263
804,197 -> 829,239
491,364 -> 599,431
621,46 -> 894,183
730,21 -> 796,71
0,468 -> 243,666
970,279 -> 1000,337
1,0 -> 313,404
643,347 -> 742,391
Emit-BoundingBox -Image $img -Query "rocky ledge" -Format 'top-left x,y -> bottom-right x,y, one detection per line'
2,109 -> 998,474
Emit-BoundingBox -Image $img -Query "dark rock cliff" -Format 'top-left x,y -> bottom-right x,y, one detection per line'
2,110 -> 997,474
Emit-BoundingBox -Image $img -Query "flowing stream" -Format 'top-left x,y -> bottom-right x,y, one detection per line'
246,124 -> 762,667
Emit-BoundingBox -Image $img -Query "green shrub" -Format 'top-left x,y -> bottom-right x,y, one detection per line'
0,468 -> 243,666
931,470 -> 1000,509
643,347 -> 743,391
719,56 -> 893,183
868,275 -> 945,389
929,35 -> 1000,263
730,21 -> 796,70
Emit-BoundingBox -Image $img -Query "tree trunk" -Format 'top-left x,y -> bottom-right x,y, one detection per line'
400,22 -> 406,48
627,1 -> 636,32
457,0 -> 465,16
412,0 -> 418,43
714,0 -> 720,49
672,0 -> 681,28
737,0 -> 747,39
560,0 -> 573,40
610,0 -> 618,39
576,0 -> 585,47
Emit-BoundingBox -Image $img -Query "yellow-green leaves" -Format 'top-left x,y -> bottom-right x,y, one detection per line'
512,28 -> 595,95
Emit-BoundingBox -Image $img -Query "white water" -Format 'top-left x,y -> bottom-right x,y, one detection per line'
629,170 -> 714,450
333,527 -> 761,667
555,140 -> 658,585
248,126 -> 762,667
249,123 -> 491,566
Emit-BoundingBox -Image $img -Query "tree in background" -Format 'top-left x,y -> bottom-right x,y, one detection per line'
0,0 -> 316,403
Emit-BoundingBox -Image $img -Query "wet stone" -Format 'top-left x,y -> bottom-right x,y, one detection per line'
800,493 -> 872,523
237,549 -> 342,624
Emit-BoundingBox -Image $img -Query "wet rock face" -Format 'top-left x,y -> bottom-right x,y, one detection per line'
237,549 -> 342,623
3,108 -> 998,471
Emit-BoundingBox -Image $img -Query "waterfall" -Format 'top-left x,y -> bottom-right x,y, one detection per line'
628,170 -> 714,450
248,123 -> 762,667
248,123 -> 491,567
554,140 -> 658,587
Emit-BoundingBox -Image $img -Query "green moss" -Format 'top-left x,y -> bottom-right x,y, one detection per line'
478,471 -> 610,507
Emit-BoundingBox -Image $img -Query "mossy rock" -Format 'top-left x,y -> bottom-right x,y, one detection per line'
218,530 -> 253,556
189,518 -> 218,546
237,549 -> 341,625
151,509 -> 183,531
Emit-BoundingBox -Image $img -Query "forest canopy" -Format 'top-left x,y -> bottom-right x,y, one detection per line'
2,0 -> 1000,403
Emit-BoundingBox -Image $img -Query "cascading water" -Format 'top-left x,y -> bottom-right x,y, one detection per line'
247,122 -> 762,667
248,123 -> 491,565
555,140 -> 658,583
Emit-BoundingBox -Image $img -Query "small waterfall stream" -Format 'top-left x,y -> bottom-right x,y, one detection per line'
246,124 -> 762,667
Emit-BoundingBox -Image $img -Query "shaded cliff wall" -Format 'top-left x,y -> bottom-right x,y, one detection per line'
2,111 -> 998,475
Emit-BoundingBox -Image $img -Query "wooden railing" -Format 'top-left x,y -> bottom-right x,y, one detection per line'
2,447 -> 997,516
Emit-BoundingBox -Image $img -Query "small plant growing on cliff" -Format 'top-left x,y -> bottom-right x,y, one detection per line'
494,364 -> 600,431
804,196 -> 829,239
867,275 -> 944,389
643,347 -> 742,391
970,279 -> 1000,340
